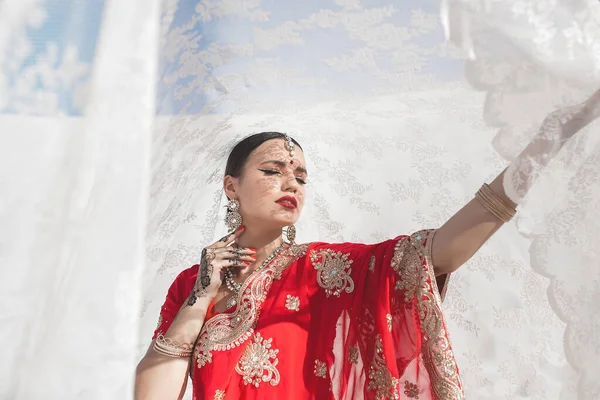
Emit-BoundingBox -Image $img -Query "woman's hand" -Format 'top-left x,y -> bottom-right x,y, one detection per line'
186,226 -> 256,306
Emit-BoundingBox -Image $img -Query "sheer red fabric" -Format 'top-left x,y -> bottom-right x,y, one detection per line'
153,230 -> 463,399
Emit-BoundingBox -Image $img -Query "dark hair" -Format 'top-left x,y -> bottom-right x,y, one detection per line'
224,132 -> 303,178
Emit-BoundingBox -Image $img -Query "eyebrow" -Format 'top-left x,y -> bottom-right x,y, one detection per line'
260,160 -> 308,174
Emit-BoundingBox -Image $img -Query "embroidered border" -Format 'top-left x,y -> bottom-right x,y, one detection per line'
392,230 -> 464,400
194,244 -> 309,368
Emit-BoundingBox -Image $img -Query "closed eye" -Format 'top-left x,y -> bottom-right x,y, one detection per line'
258,169 -> 281,176
260,169 -> 307,185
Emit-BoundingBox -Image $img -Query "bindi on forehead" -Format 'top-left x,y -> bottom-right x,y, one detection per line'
252,140 -> 306,168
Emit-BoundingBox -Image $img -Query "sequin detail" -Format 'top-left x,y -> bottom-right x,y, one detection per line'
285,294 -> 300,311
367,335 -> 399,399
309,249 -> 354,297
403,380 -> 420,398
235,333 -> 280,387
348,344 -> 359,364
314,359 -> 328,378
369,255 -> 376,272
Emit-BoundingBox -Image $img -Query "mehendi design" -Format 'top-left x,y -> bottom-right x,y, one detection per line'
186,288 -> 202,306
200,248 -> 212,288
186,248 -> 214,307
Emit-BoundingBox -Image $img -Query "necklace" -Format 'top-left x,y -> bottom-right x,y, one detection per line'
223,243 -> 287,308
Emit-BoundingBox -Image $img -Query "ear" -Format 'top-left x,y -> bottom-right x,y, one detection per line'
223,175 -> 238,200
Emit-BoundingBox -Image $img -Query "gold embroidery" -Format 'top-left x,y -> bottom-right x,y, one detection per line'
391,230 -> 464,399
195,244 -> 309,368
367,335 -> 399,399
403,380 -> 420,398
369,255 -> 376,272
314,359 -> 328,378
214,389 -> 226,399
391,239 -> 421,302
285,294 -> 300,311
348,344 -> 359,364
310,249 -> 354,297
235,333 -> 280,387
386,314 -> 392,332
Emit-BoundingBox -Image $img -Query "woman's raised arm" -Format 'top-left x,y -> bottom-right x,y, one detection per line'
431,89 -> 600,275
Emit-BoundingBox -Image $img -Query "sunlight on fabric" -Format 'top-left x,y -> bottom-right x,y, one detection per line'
0,0 -> 159,398
2,0 -> 600,399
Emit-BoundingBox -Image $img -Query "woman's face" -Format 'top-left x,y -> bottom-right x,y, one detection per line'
224,138 -> 307,231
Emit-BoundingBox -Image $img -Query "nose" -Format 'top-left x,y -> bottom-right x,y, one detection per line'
282,172 -> 299,193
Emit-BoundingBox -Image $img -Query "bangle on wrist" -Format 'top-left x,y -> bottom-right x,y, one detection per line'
475,183 -> 517,223
153,333 -> 194,358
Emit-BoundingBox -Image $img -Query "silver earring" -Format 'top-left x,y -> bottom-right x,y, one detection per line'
225,199 -> 242,231
284,225 -> 296,245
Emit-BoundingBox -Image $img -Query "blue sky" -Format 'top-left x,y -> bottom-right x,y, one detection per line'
5,0 -> 463,115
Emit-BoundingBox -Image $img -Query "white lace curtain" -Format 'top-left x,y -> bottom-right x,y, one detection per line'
1,0 -> 600,399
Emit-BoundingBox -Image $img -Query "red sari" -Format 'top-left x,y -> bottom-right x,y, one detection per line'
153,229 -> 464,399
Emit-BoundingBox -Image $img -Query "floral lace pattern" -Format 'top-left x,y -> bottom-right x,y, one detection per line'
444,1 -> 600,397
4,0 -> 598,398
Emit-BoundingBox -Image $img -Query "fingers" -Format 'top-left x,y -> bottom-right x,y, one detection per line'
214,226 -> 246,247
204,248 -> 217,262
201,246 -> 256,270
229,254 -> 257,264
210,246 -> 256,256
219,249 -> 256,266
230,246 -> 257,255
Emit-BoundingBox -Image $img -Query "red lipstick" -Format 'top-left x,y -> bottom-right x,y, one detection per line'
276,196 -> 297,209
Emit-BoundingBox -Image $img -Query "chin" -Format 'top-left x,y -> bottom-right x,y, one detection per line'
272,215 -> 297,228
276,219 -> 296,228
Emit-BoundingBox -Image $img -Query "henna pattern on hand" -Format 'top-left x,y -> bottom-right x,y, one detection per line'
200,248 -> 212,288
186,248 -> 214,307
219,234 -> 231,243
186,289 -> 200,306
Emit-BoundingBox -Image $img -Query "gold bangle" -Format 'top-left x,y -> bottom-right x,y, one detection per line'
476,190 -> 513,221
153,346 -> 192,358
475,183 -> 516,223
153,334 -> 194,358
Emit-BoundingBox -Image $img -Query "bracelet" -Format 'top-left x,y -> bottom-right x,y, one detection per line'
475,183 -> 516,223
153,333 -> 194,358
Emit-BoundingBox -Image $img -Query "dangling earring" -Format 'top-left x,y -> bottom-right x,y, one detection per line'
225,199 -> 242,231
284,225 -> 296,245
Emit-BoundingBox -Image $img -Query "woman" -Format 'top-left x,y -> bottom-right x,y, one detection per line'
134,90 -> 599,400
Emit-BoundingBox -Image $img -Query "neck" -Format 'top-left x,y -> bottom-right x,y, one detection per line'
233,226 -> 288,278
235,226 -> 285,254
